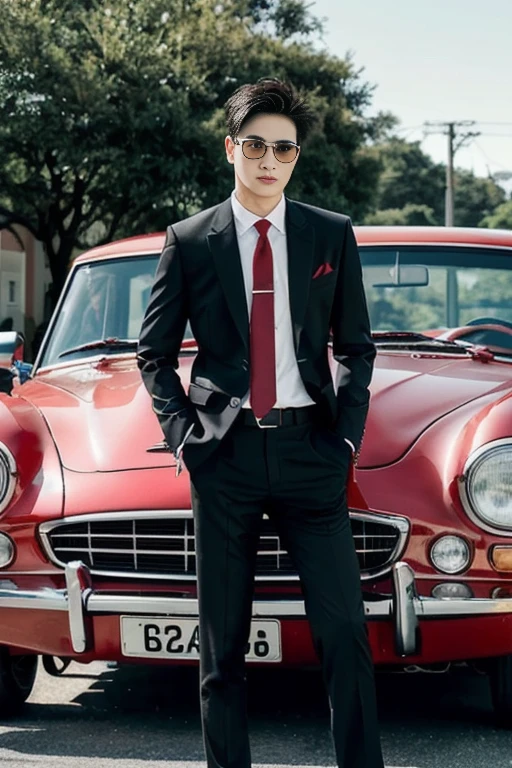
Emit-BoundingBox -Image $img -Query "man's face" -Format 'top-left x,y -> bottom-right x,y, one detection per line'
225,113 -> 299,201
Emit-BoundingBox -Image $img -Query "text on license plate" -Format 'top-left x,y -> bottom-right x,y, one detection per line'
120,617 -> 282,662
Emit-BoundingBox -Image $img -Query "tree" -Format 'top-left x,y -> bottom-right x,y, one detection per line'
0,0 -> 388,302
480,200 -> 512,230
363,204 -> 437,227
453,172 -> 506,228
365,137 -> 506,228
367,138 -> 446,222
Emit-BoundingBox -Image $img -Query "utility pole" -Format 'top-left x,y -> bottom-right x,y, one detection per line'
446,123 -> 455,226
424,121 -> 480,226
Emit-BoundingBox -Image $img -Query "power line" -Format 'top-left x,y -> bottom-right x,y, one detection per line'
475,132 -> 512,138
474,121 -> 512,127
393,125 -> 424,133
472,139 -> 512,173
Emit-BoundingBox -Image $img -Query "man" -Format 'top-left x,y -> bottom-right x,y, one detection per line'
137,78 -> 383,768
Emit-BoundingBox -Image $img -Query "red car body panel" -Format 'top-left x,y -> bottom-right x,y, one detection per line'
14,346 -> 512,474
74,225 -> 512,264
1,225 -> 512,671
4,601 -> 512,668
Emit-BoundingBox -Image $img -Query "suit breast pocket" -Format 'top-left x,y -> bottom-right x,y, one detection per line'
311,269 -> 338,287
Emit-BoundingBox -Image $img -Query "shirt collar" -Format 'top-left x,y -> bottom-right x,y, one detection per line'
231,190 -> 286,236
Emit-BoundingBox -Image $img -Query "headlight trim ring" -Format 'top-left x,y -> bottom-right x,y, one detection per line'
0,441 -> 17,515
459,438 -> 512,535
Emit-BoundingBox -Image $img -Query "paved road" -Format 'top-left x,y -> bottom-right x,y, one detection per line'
0,661 -> 510,768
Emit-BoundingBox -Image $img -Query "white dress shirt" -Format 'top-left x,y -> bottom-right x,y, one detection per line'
230,191 -> 315,410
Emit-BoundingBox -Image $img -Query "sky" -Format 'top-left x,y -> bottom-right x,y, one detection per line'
311,0 -> 512,186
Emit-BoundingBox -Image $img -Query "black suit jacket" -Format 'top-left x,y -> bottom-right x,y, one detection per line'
137,197 -> 376,471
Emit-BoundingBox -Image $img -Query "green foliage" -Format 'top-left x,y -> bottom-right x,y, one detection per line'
479,200 -> 512,230
0,0 -> 386,299
365,137 -> 506,228
363,203 -> 437,226
453,171 -> 506,227
368,139 -> 445,221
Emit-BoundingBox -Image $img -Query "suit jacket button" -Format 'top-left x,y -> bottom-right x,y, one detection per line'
230,397 -> 240,408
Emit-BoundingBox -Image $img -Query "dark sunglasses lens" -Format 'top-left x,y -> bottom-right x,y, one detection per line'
242,141 -> 266,159
274,143 -> 298,162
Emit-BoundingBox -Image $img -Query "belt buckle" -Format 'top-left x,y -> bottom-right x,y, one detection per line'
255,410 -> 280,428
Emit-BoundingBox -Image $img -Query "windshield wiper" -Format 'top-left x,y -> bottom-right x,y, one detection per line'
372,331 -> 479,354
58,337 -> 137,359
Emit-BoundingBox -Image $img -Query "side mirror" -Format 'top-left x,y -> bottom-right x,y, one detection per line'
0,331 -> 25,366
372,265 -> 429,288
0,332 -> 32,392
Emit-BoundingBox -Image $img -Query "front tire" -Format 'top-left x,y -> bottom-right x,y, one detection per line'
488,654 -> 512,728
0,647 -> 38,717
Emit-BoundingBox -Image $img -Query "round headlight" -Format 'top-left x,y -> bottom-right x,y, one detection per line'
431,535 -> 471,574
0,443 -> 17,514
461,441 -> 512,530
0,533 -> 14,568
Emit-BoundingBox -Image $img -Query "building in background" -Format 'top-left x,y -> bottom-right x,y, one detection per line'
0,227 -> 52,360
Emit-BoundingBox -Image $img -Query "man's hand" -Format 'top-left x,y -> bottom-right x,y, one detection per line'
174,422 -> 195,477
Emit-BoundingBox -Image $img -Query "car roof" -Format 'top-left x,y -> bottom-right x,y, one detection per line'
73,225 -> 512,264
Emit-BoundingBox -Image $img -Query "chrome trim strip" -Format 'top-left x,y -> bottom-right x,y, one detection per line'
458,438 -> 512,537
4,560 -> 512,626
39,509 -> 410,583
40,510 -> 195,529
0,441 -> 18,515
86,594 -> 307,617
0,587 -> 68,611
392,562 -> 419,656
50,532 -> 189,539
65,562 -> 92,653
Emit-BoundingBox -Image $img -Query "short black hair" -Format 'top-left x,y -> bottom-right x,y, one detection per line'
224,78 -> 313,144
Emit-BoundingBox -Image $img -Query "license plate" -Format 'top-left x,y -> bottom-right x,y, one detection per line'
120,617 -> 282,662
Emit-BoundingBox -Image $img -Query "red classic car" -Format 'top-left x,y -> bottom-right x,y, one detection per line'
1,225 -> 512,724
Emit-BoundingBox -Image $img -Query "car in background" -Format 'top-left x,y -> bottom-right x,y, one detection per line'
0,225 -> 511,725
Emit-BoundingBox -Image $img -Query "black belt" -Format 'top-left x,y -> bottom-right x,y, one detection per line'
237,406 -> 318,428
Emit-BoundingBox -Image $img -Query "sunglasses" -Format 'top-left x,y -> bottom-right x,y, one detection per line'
233,137 -> 300,163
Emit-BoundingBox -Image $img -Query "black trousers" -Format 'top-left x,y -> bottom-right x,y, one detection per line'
189,417 -> 384,768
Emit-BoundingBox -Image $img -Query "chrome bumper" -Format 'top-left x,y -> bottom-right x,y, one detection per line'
1,561 -> 512,657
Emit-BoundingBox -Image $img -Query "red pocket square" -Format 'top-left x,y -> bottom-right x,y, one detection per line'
312,263 -> 334,279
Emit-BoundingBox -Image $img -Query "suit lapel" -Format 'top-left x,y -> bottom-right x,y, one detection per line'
286,199 -> 315,351
207,199 -> 249,351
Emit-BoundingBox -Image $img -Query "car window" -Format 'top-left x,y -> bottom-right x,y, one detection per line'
38,255 -> 194,367
360,247 -> 512,333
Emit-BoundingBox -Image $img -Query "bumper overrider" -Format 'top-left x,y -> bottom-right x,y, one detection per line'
2,561 -> 512,658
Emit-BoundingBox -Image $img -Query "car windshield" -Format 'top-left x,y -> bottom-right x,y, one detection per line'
39,255 -> 194,367
39,244 -> 512,368
360,246 -> 512,354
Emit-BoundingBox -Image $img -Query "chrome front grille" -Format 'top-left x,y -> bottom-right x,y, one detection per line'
40,510 -> 409,582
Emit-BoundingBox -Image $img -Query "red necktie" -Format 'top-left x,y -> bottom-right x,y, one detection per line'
250,219 -> 276,418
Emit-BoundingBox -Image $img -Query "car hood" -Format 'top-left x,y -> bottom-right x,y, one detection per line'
357,352 -> 512,468
20,357 -> 193,472
21,352 -> 511,472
